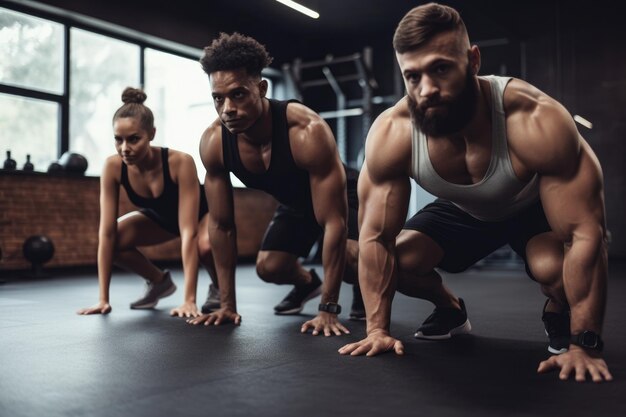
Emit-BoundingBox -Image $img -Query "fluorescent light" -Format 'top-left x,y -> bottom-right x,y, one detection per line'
573,115 -> 593,129
275,0 -> 319,19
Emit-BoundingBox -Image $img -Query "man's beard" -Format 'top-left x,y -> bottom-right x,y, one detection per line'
409,66 -> 478,136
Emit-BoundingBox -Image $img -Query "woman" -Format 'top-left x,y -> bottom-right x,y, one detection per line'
77,87 -> 219,317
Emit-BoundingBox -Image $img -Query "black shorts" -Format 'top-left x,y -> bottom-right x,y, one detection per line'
260,175 -> 359,257
140,208 -> 179,235
139,190 -> 208,236
403,198 -> 551,275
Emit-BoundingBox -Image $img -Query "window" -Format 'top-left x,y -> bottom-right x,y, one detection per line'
144,48 -> 212,182
0,8 -> 64,94
69,28 -> 140,177
0,7 -> 63,169
0,93 -> 58,170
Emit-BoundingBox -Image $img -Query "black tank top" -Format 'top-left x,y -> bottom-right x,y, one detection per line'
221,99 -> 313,212
121,147 -> 208,221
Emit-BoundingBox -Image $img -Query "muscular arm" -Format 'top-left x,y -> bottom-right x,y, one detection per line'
173,152 -> 202,311
359,163 -> 411,334
507,82 -> 610,380
358,112 -> 412,335
290,112 -> 348,306
340,105 -> 412,354
200,126 -> 238,313
540,142 -> 607,336
508,89 -> 608,337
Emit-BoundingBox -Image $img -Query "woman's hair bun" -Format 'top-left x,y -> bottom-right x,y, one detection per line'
121,87 -> 147,104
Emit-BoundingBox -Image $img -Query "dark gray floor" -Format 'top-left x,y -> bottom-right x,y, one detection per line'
1,262 -> 626,417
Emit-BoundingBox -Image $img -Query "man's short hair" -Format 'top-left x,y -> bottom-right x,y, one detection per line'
393,2 -> 466,53
200,32 -> 273,78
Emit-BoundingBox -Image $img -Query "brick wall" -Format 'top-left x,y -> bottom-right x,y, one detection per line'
0,171 -> 277,271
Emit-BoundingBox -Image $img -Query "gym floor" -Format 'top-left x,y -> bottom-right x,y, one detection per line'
1,262 -> 625,417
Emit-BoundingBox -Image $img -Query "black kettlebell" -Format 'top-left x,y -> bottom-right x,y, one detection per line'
22,235 -> 55,278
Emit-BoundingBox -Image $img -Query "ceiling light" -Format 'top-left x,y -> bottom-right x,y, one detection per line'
275,0 -> 319,19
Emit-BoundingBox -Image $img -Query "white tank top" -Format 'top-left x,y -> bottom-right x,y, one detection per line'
410,75 -> 539,221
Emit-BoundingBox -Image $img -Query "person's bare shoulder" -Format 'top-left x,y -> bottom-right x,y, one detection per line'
365,97 -> 413,182
504,78 -> 580,175
101,154 -> 122,182
166,148 -> 197,182
285,102 -> 338,168
199,118 -> 225,171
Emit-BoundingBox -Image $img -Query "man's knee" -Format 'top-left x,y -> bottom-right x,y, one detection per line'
256,252 -> 290,283
526,233 -> 563,286
528,251 -> 562,285
396,230 -> 442,276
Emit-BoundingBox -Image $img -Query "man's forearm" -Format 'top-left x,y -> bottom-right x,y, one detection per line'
359,236 -> 397,334
320,223 -> 347,304
563,236 -> 608,335
210,226 -> 238,310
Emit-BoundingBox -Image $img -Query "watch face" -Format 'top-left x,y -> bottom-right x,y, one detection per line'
581,331 -> 598,348
319,303 -> 341,314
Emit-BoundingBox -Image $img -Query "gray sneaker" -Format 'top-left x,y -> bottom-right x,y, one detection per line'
130,270 -> 177,309
201,284 -> 221,313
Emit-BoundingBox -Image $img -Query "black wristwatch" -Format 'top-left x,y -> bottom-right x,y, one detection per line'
571,330 -> 604,351
318,302 -> 342,314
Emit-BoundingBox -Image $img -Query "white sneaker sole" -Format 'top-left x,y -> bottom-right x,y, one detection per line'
414,319 -> 472,340
545,330 -> 569,354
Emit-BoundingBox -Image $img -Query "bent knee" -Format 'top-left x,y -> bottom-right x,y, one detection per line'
527,252 -> 562,285
197,234 -> 212,260
396,230 -> 442,276
526,233 -> 563,285
256,253 -> 288,283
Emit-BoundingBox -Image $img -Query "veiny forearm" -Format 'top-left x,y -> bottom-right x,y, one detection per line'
179,230 -> 200,303
320,220 -> 347,304
359,235 -> 397,335
209,224 -> 237,310
563,232 -> 608,334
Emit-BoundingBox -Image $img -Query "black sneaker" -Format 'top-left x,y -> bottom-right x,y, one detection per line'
414,298 -> 472,340
542,299 -> 570,354
130,270 -> 176,309
201,283 -> 221,314
274,269 -> 322,315
349,283 -> 366,321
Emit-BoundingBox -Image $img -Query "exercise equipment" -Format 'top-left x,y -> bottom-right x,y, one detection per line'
3,150 -> 16,170
47,162 -> 63,173
22,235 -> 55,278
58,152 -> 88,175
23,154 -> 34,171
282,48 -> 395,166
